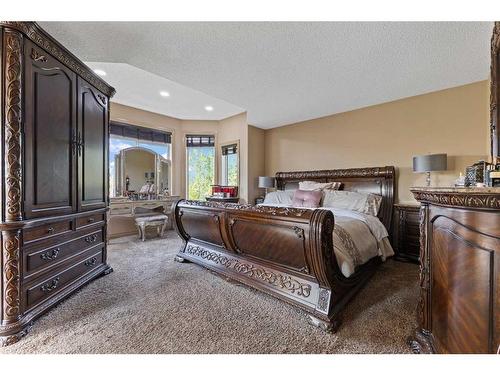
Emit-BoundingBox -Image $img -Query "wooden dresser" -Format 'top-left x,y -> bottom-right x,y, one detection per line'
392,203 -> 420,263
409,187 -> 500,354
0,22 -> 115,346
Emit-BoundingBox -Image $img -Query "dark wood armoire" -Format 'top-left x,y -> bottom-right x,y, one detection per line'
0,22 -> 115,346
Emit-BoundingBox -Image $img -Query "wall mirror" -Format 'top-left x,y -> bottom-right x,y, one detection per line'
491,22 -> 500,162
114,146 -> 171,198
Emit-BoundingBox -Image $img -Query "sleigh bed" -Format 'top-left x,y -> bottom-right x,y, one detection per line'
172,166 -> 395,332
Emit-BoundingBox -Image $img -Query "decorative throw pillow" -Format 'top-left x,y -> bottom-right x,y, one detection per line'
363,194 -> 383,216
322,190 -> 382,216
292,189 -> 322,208
298,181 -> 342,191
262,190 -> 295,205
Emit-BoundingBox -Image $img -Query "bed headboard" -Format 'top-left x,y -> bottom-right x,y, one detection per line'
275,166 -> 396,231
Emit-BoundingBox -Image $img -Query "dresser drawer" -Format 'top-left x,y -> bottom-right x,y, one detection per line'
109,205 -> 132,216
76,213 -> 105,229
24,228 -> 104,278
23,220 -> 73,244
24,249 -> 104,312
138,202 -> 164,209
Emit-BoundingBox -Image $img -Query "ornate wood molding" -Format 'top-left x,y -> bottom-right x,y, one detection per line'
417,204 -> 429,330
0,322 -> 33,347
275,166 -> 395,183
316,288 -> 331,314
408,329 -> 435,354
1,229 -> 21,323
184,244 -> 313,297
3,29 -> 23,222
491,21 -> 500,161
0,22 -> 115,97
30,47 -> 47,62
411,189 -> 500,209
182,200 -> 312,217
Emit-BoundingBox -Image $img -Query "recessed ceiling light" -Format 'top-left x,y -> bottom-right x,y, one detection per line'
93,69 -> 106,76
159,91 -> 170,97
204,105 -> 214,112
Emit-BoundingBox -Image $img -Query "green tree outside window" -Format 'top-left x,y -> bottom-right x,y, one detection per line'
187,147 -> 215,200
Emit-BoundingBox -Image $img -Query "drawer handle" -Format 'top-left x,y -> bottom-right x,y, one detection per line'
40,277 -> 60,293
85,257 -> 98,267
40,248 -> 60,261
84,234 -> 98,243
87,217 -> 95,223
47,227 -> 54,234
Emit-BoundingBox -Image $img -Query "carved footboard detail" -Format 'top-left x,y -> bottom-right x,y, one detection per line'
173,200 -> 381,332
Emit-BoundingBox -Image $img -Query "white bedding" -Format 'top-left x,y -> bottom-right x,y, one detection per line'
259,204 -> 394,277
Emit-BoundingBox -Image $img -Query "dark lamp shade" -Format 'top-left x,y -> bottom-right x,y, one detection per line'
413,153 -> 447,173
258,176 -> 275,188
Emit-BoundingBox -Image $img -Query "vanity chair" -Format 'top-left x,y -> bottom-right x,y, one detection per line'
133,206 -> 169,241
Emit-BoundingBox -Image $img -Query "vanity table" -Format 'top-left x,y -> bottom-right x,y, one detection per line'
108,196 -> 180,239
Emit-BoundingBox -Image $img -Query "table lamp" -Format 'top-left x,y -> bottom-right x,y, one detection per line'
413,153 -> 447,187
258,176 -> 275,195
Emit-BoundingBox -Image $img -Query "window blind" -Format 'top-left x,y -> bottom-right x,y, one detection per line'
110,121 -> 171,144
186,135 -> 215,147
221,144 -> 237,155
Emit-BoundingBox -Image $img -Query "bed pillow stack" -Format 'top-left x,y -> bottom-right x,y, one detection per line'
262,190 -> 295,205
322,190 -> 383,216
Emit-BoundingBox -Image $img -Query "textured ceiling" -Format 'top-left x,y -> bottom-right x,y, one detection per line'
40,22 -> 493,129
84,62 -> 244,120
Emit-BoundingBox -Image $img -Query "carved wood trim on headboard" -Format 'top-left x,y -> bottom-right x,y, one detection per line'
275,166 -> 396,231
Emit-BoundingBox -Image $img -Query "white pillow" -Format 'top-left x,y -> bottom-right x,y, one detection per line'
298,181 -> 342,191
322,190 -> 382,216
263,190 -> 295,205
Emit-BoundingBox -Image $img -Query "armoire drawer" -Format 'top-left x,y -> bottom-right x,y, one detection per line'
23,220 -> 73,244
76,213 -> 106,229
23,229 -> 104,278
24,249 -> 104,312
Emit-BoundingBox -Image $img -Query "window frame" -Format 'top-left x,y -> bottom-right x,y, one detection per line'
220,140 -> 240,187
185,134 -> 217,200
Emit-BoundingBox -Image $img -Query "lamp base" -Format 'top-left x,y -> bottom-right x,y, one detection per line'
426,172 -> 431,187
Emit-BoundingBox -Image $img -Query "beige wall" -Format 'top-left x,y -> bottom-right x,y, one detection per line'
218,113 -> 249,202
264,81 -> 490,203
248,125 -> 266,203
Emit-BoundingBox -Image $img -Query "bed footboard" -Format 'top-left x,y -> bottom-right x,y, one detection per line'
173,200 -> 380,332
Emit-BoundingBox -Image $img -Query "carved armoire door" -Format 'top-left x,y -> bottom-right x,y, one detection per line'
77,77 -> 108,211
23,40 -> 77,219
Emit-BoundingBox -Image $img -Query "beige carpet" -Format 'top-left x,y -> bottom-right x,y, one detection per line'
1,231 -> 419,354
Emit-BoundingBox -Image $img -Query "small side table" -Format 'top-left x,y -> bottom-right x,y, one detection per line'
392,203 -> 420,263
206,196 -> 240,203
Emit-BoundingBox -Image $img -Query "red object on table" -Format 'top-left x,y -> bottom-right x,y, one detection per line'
211,185 -> 238,197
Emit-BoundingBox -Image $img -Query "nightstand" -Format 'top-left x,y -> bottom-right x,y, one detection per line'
392,203 -> 420,263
